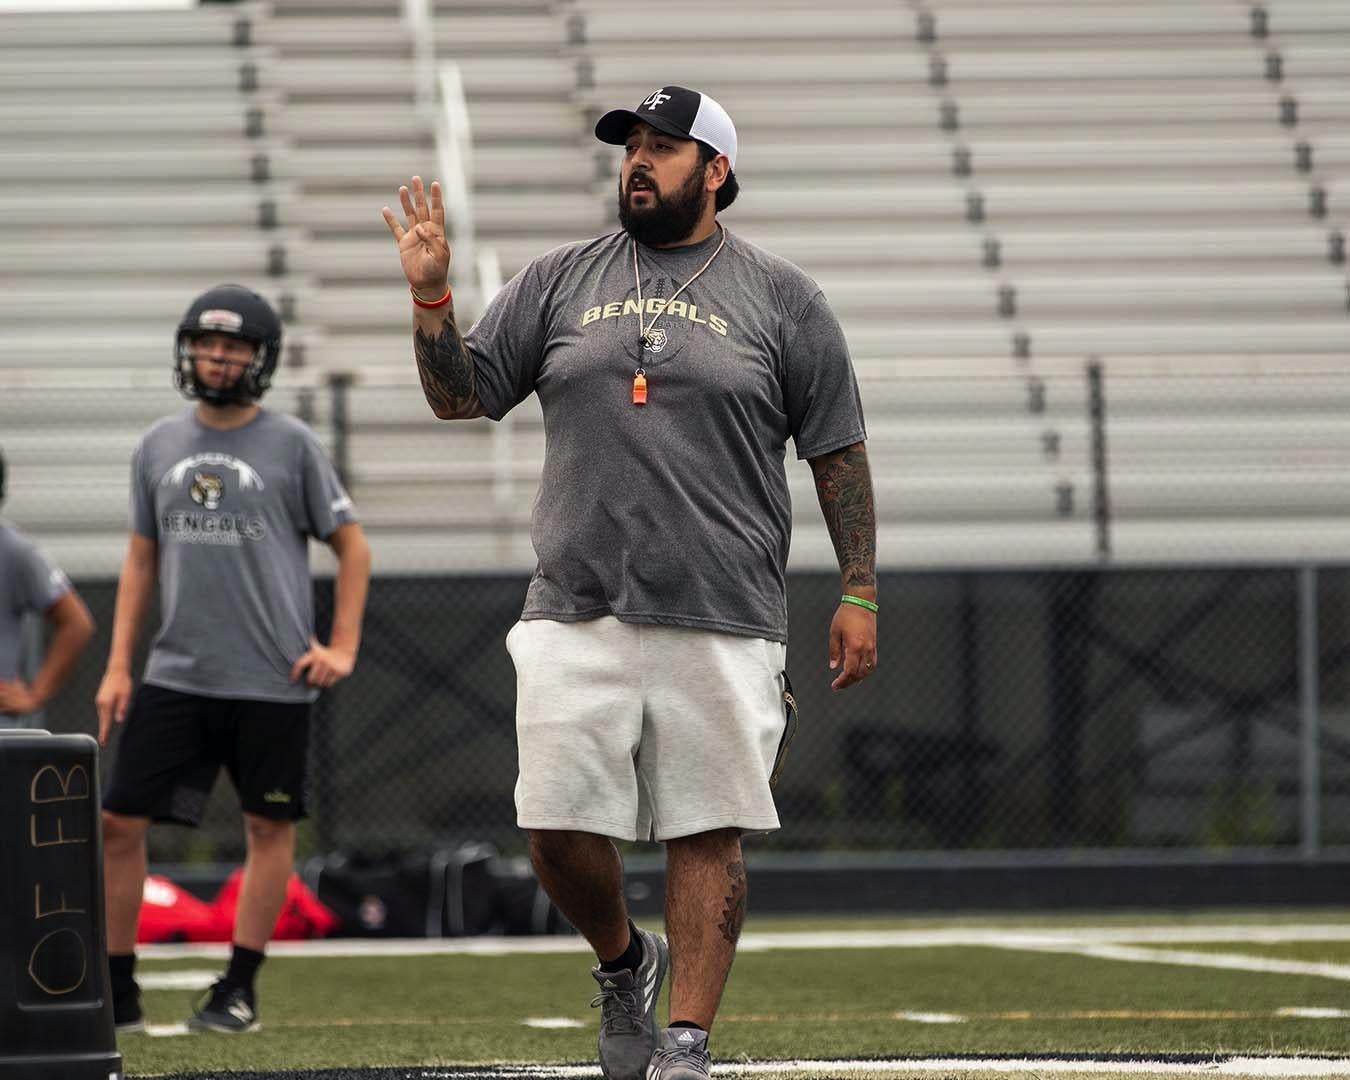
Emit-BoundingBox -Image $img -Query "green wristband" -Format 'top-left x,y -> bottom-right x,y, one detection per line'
840,594 -> 879,613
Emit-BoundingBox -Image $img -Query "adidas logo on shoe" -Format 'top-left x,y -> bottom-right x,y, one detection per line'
677,1030 -> 696,1043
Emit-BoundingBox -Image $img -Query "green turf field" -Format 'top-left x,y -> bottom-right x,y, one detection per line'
118,910 -> 1350,1079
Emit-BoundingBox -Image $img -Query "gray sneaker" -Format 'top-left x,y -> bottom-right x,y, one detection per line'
647,1026 -> 711,1080
590,926 -> 669,1080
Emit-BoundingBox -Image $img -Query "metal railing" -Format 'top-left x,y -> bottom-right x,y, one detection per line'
434,61 -> 477,289
401,0 -> 495,306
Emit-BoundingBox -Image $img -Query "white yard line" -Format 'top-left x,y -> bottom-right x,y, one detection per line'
723,1062 -> 1350,1077
894,1010 -> 967,1023
403,1060 -> 1350,1078
139,924 -> 1350,960
138,969 -> 217,991
719,1063 -> 1350,1078
143,1022 -> 190,1037
1035,944 -> 1350,982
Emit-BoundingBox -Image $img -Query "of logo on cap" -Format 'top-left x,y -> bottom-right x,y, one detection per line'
594,85 -> 739,171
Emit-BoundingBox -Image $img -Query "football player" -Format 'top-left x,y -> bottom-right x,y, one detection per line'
95,284 -> 371,1035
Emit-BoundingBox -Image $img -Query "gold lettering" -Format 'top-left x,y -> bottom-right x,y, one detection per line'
587,299 -> 724,332
30,764 -> 90,804
30,815 -> 87,848
35,883 -> 86,920
28,928 -> 87,996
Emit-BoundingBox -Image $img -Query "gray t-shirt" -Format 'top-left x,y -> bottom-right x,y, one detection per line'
465,227 -> 866,642
0,524 -> 71,684
130,408 -> 357,702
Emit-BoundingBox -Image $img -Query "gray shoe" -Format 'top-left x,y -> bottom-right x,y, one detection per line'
590,926 -> 669,1080
647,1027 -> 711,1080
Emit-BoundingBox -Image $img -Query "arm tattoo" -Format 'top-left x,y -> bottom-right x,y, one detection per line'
719,860 -> 747,945
812,444 -> 877,590
413,311 -> 482,419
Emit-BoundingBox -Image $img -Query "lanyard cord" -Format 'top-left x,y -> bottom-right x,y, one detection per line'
632,223 -> 726,361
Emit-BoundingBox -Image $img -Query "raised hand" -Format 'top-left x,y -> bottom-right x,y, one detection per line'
381,176 -> 451,297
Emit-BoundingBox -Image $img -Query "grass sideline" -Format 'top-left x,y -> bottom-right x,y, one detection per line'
118,911 -> 1350,1078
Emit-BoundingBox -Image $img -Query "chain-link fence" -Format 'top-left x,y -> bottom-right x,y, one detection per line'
17,564 -> 1350,864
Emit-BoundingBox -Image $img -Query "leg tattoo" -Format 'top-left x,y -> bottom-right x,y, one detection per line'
718,860 -> 746,944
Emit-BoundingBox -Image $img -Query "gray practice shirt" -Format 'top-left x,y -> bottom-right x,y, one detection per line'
0,524 -> 71,683
130,409 -> 357,703
465,227 -> 866,642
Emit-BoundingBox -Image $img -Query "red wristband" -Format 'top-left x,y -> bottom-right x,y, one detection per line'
410,285 -> 452,309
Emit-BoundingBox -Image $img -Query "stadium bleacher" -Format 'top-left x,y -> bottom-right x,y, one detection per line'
0,0 -> 1347,577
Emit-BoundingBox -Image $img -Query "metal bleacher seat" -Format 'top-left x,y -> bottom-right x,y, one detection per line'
0,4 -> 259,46
0,231 -> 307,279
1025,320 -> 1348,357
580,53 -> 924,93
0,184 -> 297,230
3,144 -> 290,184
972,176 -> 1334,222
572,2 -> 911,46
0,96 -> 283,138
1011,269 -> 1346,318
948,86 -> 1298,132
0,47 -> 275,92
956,132 -> 1308,176
990,224 -> 1341,265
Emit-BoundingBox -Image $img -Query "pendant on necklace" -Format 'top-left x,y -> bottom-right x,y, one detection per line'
632,369 -> 647,406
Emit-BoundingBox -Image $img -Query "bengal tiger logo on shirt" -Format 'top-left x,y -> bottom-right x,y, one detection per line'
190,471 -> 225,510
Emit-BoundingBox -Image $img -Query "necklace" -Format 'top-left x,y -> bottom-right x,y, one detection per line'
630,223 -> 726,405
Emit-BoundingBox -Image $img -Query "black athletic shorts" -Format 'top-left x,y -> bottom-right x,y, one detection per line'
102,683 -> 311,826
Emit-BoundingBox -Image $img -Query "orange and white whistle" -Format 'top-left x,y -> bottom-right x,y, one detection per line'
632,370 -> 647,406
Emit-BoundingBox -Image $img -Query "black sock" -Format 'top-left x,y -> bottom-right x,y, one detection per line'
669,1021 -> 704,1030
224,945 -> 265,994
598,920 -> 643,973
108,953 -> 137,993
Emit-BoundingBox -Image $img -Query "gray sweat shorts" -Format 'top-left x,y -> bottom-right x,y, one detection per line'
506,616 -> 788,842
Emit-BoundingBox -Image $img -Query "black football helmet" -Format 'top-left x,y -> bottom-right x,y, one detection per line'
174,284 -> 282,405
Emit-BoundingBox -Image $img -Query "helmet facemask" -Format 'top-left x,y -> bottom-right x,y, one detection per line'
174,333 -> 274,405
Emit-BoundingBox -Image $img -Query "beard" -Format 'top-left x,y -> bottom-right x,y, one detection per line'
617,161 -> 708,247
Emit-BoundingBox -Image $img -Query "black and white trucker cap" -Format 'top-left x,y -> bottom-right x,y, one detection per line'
594,85 -> 738,170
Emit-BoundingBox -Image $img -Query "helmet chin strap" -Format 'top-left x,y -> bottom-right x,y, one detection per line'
196,383 -> 253,406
